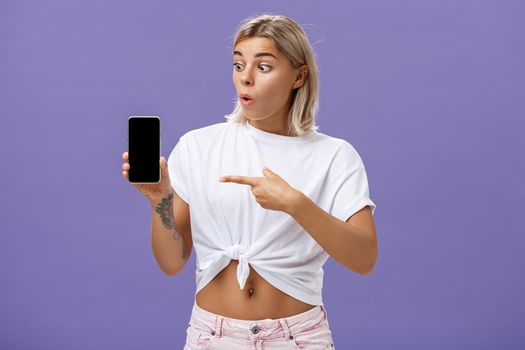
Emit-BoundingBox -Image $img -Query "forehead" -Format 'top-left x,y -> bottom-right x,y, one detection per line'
233,37 -> 280,58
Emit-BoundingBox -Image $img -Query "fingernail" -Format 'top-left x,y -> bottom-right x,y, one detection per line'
219,177 -> 225,182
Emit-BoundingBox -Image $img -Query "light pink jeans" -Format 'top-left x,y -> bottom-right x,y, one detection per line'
183,301 -> 335,349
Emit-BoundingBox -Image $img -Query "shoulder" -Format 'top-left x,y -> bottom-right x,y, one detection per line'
176,121 -> 241,154
314,132 -> 360,158
311,133 -> 367,172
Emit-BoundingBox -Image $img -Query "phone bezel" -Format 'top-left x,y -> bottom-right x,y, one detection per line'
127,115 -> 161,184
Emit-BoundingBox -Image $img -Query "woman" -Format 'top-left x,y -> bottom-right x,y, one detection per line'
122,14 -> 377,350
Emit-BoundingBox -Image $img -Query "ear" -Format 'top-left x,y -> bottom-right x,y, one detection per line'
293,64 -> 308,89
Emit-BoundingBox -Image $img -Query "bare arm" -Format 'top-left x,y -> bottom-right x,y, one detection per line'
121,151 -> 193,276
288,191 -> 377,275
149,189 -> 193,276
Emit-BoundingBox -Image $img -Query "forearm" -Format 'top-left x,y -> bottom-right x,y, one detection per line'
287,191 -> 376,275
149,191 -> 187,276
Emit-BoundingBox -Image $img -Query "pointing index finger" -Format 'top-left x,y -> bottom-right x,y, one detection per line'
220,175 -> 257,186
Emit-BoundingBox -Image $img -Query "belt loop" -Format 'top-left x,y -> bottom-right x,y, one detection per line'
214,315 -> 223,338
320,305 -> 331,328
320,305 -> 327,319
279,318 -> 291,340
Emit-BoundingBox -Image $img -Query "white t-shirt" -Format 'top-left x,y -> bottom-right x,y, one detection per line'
167,119 -> 376,306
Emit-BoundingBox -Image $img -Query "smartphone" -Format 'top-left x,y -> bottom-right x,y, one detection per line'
127,116 -> 160,183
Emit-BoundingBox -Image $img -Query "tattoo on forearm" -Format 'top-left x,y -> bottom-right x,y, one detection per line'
155,191 -> 177,229
155,191 -> 187,260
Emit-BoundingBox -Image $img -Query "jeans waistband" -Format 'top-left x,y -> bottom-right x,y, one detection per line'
189,301 -> 329,341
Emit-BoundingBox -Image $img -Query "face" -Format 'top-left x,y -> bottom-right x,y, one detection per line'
232,37 -> 307,128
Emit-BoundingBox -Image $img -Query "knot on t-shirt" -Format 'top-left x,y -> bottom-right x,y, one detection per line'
224,244 -> 251,290
226,243 -> 249,261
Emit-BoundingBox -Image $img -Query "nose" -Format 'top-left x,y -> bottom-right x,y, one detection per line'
240,67 -> 253,86
241,74 -> 252,86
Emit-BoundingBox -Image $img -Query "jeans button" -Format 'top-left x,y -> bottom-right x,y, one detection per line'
251,325 -> 259,334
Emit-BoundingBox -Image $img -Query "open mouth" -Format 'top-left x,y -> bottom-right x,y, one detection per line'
240,97 -> 254,106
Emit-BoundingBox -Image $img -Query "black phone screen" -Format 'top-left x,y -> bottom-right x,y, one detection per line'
128,116 -> 160,183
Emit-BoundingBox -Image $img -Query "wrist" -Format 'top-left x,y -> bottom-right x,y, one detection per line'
149,190 -> 174,208
286,189 -> 306,217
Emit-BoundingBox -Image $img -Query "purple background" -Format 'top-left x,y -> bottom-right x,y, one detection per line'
1,0 -> 523,349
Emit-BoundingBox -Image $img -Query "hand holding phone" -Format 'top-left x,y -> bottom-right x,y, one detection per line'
121,151 -> 173,202
122,116 -> 173,202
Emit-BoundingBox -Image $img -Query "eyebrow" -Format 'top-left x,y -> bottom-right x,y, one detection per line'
233,51 -> 278,60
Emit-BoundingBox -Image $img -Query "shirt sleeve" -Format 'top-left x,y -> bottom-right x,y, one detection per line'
166,134 -> 190,204
328,142 -> 376,221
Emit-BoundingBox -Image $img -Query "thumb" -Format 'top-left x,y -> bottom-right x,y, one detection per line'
262,166 -> 277,178
160,157 -> 171,182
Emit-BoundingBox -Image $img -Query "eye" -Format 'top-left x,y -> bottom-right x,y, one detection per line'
233,63 -> 242,71
232,63 -> 272,72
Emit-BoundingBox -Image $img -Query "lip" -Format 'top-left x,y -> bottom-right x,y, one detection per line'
240,93 -> 254,100
240,97 -> 254,106
239,93 -> 255,106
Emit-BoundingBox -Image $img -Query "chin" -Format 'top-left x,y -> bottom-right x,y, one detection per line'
244,114 -> 263,120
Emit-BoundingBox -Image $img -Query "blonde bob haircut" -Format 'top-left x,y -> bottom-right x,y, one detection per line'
225,14 -> 320,136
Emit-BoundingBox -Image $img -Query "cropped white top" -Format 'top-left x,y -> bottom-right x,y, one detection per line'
167,119 -> 376,306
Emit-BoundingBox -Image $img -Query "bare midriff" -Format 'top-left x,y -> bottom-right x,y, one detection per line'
195,259 -> 316,320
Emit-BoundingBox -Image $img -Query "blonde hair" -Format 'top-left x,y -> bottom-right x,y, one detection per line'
225,14 -> 320,136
